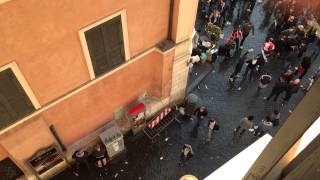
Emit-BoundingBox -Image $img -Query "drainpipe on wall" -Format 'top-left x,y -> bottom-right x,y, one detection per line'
49,125 -> 66,152
167,0 -> 174,41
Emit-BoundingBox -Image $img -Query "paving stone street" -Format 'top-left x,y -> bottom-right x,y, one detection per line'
52,1 -> 320,180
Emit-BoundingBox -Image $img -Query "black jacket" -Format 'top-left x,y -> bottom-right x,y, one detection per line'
301,56 -> 311,69
271,81 -> 286,93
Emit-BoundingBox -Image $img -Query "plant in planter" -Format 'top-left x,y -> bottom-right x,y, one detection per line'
205,22 -> 222,45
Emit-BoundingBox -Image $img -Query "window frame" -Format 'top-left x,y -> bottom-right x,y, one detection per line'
0,62 -> 41,110
79,9 -> 130,80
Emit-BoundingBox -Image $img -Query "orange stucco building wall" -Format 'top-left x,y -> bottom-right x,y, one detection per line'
0,0 -> 175,178
0,0 -> 170,104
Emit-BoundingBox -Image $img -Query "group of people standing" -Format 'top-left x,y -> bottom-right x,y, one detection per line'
183,0 -> 319,165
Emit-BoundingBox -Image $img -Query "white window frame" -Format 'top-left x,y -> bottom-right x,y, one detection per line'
79,9 -> 131,80
0,62 -> 41,110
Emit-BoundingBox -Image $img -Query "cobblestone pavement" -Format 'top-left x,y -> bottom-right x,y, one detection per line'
52,2 -> 320,180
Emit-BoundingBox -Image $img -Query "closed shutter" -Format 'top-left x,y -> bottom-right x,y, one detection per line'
85,15 -> 125,77
0,69 -> 35,129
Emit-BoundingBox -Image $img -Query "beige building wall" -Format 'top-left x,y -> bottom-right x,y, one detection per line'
170,0 -> 198,102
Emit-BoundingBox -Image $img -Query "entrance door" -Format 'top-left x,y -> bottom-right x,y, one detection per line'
0,158 -> 24,180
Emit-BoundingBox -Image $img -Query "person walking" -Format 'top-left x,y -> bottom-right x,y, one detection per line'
179,144 -> 194,166
229,48 -> 254,82
270,110 -> 280,127
234,115 -> 254,136
243,58 -> 258,81
280,69 -> 294,83
192,106 -> 208,137
231,26 -> 243,51
249,0 -> 257,12
206,118 -> 220,142
264,81 -> 286,102
240,20 -> 255,48
252,116 -> 273,138
283,79 -> 301,102
257,72 -> 272,92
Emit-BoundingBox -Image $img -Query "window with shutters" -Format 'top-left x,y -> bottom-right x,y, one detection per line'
84,15 -> 126,77
0,67 -> 36,130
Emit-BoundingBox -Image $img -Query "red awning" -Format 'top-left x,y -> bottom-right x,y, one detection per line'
129,103 -> 145,116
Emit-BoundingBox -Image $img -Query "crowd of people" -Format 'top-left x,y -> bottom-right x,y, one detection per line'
184,0 -> 320,165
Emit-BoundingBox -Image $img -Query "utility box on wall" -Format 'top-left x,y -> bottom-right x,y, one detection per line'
99,121 -> 125,159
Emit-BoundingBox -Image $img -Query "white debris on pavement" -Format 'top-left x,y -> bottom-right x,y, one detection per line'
165,137 -> 169,141
160,156 -> 163,160
121,169 -> 124,172
124,161 -> 129,165
114,173 -> 118,178
205,84 -> 208,89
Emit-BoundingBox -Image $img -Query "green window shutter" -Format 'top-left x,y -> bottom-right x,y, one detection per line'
85,15 -> 125,77
0,69 -> 35,129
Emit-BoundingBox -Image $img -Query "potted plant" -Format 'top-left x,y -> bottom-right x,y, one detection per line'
205,22 -> 222,45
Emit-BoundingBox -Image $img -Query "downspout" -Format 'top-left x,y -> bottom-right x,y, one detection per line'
167,0 -> 174,41
49,125 -> 66,152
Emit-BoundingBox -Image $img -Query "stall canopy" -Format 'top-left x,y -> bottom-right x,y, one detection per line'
129,103 -> 145,116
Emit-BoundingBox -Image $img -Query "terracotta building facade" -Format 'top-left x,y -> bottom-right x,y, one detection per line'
0,0 -> 198,179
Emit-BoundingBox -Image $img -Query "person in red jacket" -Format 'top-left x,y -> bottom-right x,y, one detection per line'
231,26 -> 243,51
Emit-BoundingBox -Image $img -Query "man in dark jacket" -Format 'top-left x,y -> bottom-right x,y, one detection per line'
240,20 -> 255,48
229,49 -> 254,82
280,69 -> 294,83
192,106 -> 208,137
265,81 -> 286,102
72,149 -> 90,176
243,58 -> 258,81
283,79 -> 301,102
206,118 -> 219,142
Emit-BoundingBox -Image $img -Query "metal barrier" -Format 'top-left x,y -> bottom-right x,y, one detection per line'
143,106 -> 179,141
